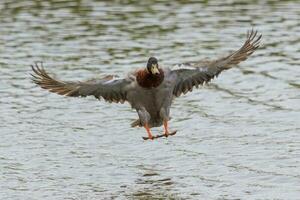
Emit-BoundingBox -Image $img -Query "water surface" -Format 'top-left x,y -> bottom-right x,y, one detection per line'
0,0 -> 300,199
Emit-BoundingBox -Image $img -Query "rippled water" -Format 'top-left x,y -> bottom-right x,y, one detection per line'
1,0 -> 300,199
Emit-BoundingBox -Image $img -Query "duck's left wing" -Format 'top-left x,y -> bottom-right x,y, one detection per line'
31,62 -> 132,103
172,29 -> 261,97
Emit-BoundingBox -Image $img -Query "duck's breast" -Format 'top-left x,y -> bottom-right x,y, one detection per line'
127,68 -> 176,112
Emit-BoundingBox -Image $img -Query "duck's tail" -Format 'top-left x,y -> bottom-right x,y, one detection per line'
131,119 -> 142,127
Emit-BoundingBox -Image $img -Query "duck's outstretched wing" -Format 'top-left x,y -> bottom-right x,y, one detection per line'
172,30 -> 262,97
31,62 -> 132,103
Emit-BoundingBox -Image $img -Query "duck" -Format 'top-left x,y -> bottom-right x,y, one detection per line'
31,30 -> 261,140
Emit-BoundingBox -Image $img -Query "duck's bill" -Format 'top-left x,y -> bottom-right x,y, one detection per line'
151,65 -> 160,75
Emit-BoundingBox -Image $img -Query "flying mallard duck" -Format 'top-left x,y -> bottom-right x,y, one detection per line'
31,30 -> 261,140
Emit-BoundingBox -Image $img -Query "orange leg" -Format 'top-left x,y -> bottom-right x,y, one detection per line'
144,123 -> 154,140
163,120 -> 170,137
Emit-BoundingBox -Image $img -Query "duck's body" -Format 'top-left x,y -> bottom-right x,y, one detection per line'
128,67 -> 174,128
31,30 -> 262,140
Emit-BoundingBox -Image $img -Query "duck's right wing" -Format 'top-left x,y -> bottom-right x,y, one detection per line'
172,29 -> 262,97
31,62 -> 133,103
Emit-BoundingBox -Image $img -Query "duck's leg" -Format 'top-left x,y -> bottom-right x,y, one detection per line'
163,120 -> 177,137
137,108 -> 154,140
163,120 -> 170,137
144,123 -> 154,140
142,120 -> 176,140
160,107 -> 176,137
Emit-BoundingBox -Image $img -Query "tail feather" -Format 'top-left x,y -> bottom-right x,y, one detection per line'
131,119 -> 142,127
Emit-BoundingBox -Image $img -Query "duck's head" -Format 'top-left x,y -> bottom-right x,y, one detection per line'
146,57 -> 160,75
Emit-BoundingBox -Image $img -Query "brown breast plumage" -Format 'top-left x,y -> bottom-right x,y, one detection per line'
136,69 -> 164,89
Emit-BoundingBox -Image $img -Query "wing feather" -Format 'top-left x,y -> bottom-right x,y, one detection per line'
172,29 -> 262,97
31,62 -> 132,103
